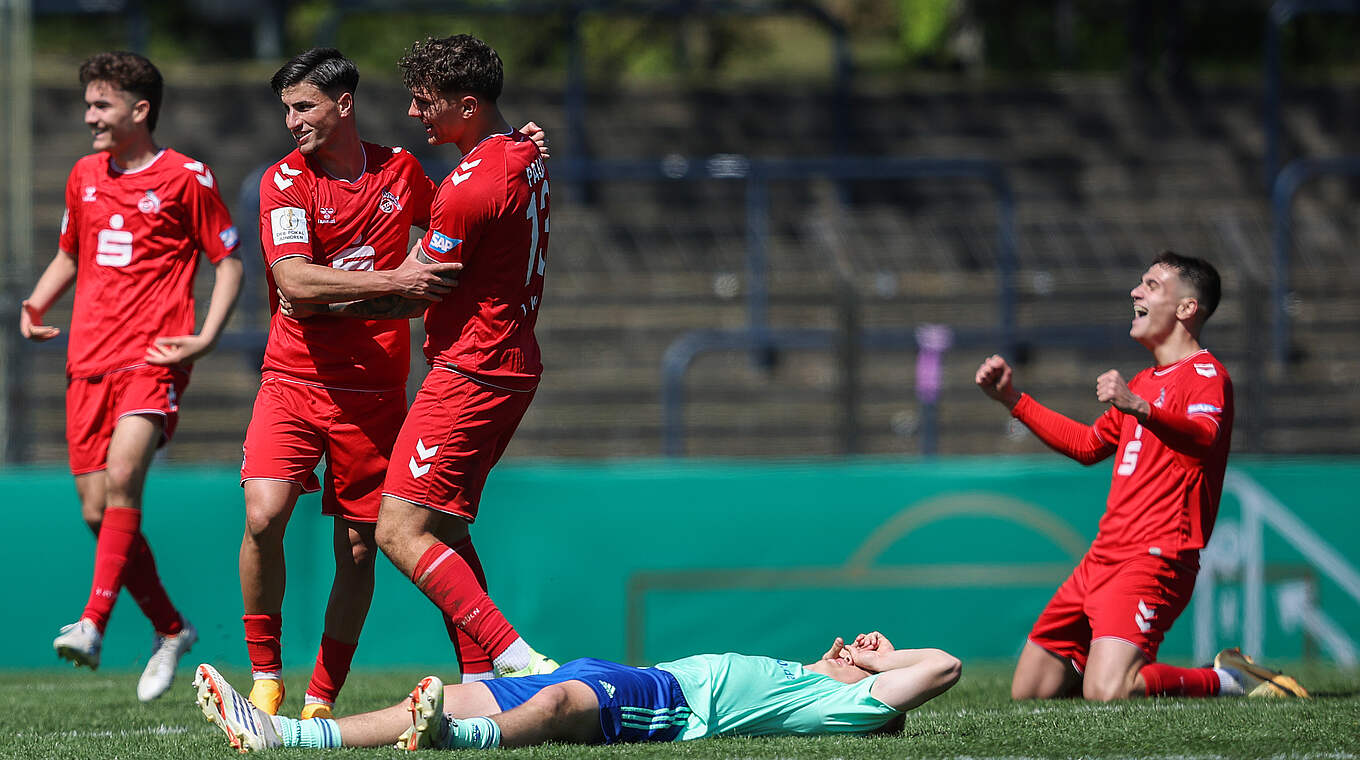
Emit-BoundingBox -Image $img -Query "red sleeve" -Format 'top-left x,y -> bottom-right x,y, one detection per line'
420,171 -> 494,264
1141,371 -> 1228,456
59,164 -> 80,254
404,154 -> 437,230
1011,393 -> 1117,465
258,165 -> 312,267
183,162 -> 239,263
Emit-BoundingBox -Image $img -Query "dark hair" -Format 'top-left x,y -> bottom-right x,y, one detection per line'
1153,250 -> 1221,321
271,47 -> 360,99
79,51 -> 163,132
398,34 -> 503,102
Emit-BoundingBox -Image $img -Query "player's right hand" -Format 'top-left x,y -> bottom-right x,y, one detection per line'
19,300 -> 59,341
393,243 -> 462,301
975,354 -> 1020,407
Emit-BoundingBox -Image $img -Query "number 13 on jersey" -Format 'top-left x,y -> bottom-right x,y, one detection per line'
523,176 -> 549,312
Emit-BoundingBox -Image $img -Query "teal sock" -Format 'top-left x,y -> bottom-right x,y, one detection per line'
273,716 -> 301,748
449,716 -> 501,749
275,715 -> 342,749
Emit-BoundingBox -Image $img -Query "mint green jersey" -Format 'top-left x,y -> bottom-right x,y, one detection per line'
655,653 -> 898,741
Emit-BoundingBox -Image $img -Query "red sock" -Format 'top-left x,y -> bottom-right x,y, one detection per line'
122,534 -> 183,635
1141,662 -> 1221,697
447,537 -> 494,677
243,613 -> 284,673
412,542 -> 518,660
81,506 -> 141,631
305,634 -> 357,704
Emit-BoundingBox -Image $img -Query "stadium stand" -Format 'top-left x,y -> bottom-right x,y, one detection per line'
13,75 -> 1360,460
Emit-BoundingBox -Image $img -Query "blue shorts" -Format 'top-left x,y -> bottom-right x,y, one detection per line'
480,658 -> 691,744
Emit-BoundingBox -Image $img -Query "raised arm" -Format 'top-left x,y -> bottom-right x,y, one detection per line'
1096,369 -> 1222,456
977,355 -> 1115,465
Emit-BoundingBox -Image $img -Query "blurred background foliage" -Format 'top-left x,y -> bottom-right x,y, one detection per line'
25,0 -> 1360,85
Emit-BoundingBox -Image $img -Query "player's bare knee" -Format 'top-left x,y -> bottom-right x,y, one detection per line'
243,499 -> 290,543
1082,675 -> 1133,702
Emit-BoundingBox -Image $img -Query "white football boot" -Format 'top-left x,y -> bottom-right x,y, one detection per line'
137,620 -> 198,701
194,664 -> 282,752
53,618 -> 102,670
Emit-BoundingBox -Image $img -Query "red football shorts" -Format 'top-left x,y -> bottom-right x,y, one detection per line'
382,368 -> 536,521
1027,553 -> 1197,671
66,364 -> 190,475
241,377 -> 407,523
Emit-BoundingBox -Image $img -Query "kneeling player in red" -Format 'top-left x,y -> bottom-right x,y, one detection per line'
976,252 -> 1306,701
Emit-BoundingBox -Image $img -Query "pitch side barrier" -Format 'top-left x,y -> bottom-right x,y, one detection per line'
1269,157 -> 1360,367
554,156 -> 1020,456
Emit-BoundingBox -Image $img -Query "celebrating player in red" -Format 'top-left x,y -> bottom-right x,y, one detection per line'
21,52 -> 243,701
242,47 -> 552,719
363,34 -> 556,679
975,251 -> 1306,701
240,47 -> 453,720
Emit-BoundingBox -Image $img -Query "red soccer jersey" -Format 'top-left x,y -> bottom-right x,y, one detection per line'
59,149 -> 239,378
1015,349 -> 1234,566
418,131 -> 548,387
258,142 -> 437,390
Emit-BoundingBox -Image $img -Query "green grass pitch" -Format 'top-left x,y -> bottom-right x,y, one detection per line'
0,662 -> 1356,759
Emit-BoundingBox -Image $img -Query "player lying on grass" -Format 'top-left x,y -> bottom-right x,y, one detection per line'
193,631 -> 961,751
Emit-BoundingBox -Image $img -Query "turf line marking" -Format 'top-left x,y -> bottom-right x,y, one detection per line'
15,724 -> 189,739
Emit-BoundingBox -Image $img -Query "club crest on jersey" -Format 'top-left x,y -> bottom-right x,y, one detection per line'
83,186 -> 97,202
137,190 -> 161,214
270,206 -> 308,245
1194,363 -> 1217,377
427,231 -> 461,254
379,189 -> 402,214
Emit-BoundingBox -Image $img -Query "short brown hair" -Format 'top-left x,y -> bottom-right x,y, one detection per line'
399,34 -> 503,102
79,51 -> 164,132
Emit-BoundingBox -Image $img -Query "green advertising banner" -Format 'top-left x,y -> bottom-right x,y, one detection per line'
5,458 -> 1358,674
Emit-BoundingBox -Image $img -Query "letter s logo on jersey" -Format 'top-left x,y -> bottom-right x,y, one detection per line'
270,207 -> 308,245
427,231 -> 461,255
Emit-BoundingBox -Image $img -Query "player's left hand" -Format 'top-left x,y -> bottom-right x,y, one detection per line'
820,637 -> 855,665
1096,369 -> 1149,418
521,121 -> 550,159
146,334 -> 213,366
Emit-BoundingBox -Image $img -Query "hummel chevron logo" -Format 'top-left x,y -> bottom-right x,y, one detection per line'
408,439 -> 439,478
1135,599 -> 1157,633
273,163 -> 303,190
459,160 -> 481,171
451,172 -> 472,186
182,160 -> 215,188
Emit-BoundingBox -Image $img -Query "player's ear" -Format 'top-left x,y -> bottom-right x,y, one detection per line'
131,98 -> 151,126
459,94 -> 479,118
1176,296 -> 1199,322
336,91 -> 354,118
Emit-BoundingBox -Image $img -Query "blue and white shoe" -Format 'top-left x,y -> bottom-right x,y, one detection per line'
194,663 -> 282,752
